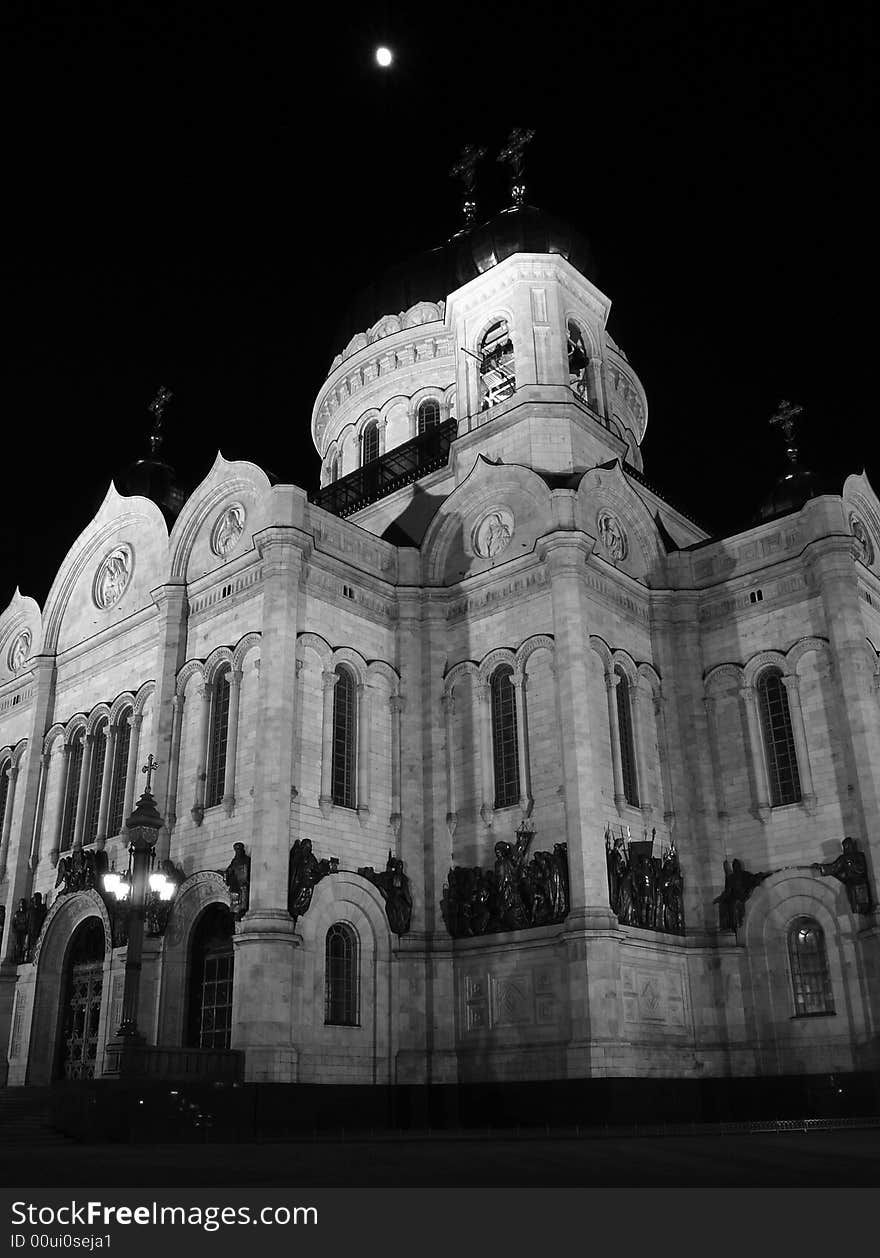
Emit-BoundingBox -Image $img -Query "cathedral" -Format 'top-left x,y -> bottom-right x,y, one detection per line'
1,167 -> 879,1118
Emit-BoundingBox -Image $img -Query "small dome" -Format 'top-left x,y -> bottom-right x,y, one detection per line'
755,461 -> 818,523
334,205 -> 596,354
122,457 -> 187,524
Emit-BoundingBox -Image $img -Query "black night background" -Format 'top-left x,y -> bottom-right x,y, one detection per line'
1,0 -> 874,606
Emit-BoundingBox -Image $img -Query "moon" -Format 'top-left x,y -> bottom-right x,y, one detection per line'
375,46 -> 393,68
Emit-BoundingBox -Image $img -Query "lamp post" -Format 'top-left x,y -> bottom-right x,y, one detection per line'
104,754 -> 174,1075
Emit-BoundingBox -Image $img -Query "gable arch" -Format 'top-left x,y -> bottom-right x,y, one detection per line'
43,723 -> 66,756
610,649 -> 639,684
64,714 -> 88,744
167,455 -> 271,582
743,650 -> 788,689
589,635 -> 613,675
232,632 -> 261,671
85,705 -> 111,735
331,647 -> 368,685
204,646 -> 235,684
443,659 -> 480,697
704,662 -> 745,695
516,634 -> 555,673
176,659 -> 205,697
785,636 -> 831,675
133,680 -> 156,718
478,647 -> 518,685
296,632 -> 333,671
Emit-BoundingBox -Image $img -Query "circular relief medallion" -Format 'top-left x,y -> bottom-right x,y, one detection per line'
596,509 -> 628,561
7,629 -> 31,673
472,507 -> 515,560
93,544 -> 133,610
850,514 -> 874,566
211,502 -> 246,557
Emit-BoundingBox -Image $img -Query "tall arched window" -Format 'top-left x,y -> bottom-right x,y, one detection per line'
361,420 -> 379,465
757,668 -> 801,806
324,922 -> 359,1026
615,667 -> 640,808
0,755 -> 10,830
83,717 -> 108,845
106,713 -> 132,838
205,668 -> 231,809
788,917 -> 834,1016
567,320 -> 589,396
478,319 -> 516,410
331,665 -> 357,808
417,398 -> 441,435
61,728 -> 85,851
490,664 -> 520,808
327,453 -> 339,484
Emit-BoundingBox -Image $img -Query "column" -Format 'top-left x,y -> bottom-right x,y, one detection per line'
94,724 -> 116,848
654,693 -> 676,831
0,761 -> 18,880
441,691 -> 457,839
389,693 -> 403,840
605,672 -> 626,810
477,681 -> 495,827
122,712 -> 143,823
318,670 -> 338,818
632,680 -> 653,815
28,753 -> 49,870
191,682 -> 213,825
148,582 -> 190,860
50,743 -> 70,864
702,694 -> 729,831
511,672 -> 533,816
356,681 -> 372,820
739,686 -> 771,823
72,732 -> 96,849
222,667 -> 243,816
164,694 -> 185,835
781,674 -> 816,811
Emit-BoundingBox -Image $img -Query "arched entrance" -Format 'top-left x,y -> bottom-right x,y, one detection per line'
186,903 -> 235,1049
56,917 -> 106,1080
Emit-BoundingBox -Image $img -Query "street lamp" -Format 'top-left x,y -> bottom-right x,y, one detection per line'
104,754 -> 175,1073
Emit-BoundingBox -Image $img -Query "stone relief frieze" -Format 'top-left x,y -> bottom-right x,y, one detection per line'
693,526 -> 801,584
93,545 -> 133,609
621,965 -> 687,1030
698,573 -> 806,623
472,507 -> 515,559
446,570 -> 548,621
7,629 -> 31,673
596,509 -> 628,561
312,522 -> 396,575
463,966 -> 560,1033
211,502 -> 246,557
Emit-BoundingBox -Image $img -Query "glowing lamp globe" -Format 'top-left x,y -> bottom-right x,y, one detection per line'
375,46 -> 393,68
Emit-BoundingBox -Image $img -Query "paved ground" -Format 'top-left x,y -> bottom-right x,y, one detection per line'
1,1128 -> 878,1187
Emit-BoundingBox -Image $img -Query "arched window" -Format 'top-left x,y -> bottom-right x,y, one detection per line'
361,420 -> 380,465
324,922 -> 359,1026
478,319 -> 516,410
757,668 -> 801,806
0,755 -> 10,829
615,667 -> 640,808
490,664 -> 520,809
331,665 -> 357,808
83,717 -> 108,845
327,453 -> 339,484
788,917 -> 834,1016
106,713 -> 132,838
417,398 -> 441,435
61,728 -> 85,851
567,320 -> 589,396
205,667 -> 231,810
187,904 -> 235,1050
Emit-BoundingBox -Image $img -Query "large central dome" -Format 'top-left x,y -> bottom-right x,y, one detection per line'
334,205 -> 596,352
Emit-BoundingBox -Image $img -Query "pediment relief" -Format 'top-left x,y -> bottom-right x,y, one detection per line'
575,465 -> 664,585
0,590 -> 42,682
169,454 -> 273,583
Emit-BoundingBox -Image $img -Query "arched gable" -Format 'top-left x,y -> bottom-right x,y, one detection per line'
575,462 -> 664,585
0,589 -> 43,682
168,453 -> 273,583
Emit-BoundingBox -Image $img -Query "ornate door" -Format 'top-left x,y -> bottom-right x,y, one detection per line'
61,959 -> 103,1079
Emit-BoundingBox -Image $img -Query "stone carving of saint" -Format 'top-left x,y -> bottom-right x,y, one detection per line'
357,853 -> 413,936
474,508 -> 514,559
288,838 -> 335,920
212,503 -> 246,557
813,837 -> 872,915
95,547 -> 131,609
850,516 -> 874,566
8,630 -> 31,673
224,842 -> 251,918
597,510 -> 627,561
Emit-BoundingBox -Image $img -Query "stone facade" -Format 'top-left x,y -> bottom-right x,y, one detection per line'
2,230 -> 879,1091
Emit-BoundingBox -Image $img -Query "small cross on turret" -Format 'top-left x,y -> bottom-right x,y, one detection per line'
141,754 -> 160,795
147,386 -> 173,457
497,127 -> 536,207
449,143 -> 488,227
769,399 -> 803,465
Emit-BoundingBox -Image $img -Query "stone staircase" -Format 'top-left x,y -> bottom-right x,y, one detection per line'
0,1086 -> 72,1145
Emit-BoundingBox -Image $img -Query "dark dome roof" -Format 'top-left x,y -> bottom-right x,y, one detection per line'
334,205 -> 596,353
755,462 -> 819,523
122,457 -> 188,525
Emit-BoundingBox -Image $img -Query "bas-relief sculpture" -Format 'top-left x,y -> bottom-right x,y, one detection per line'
713,858 -> 770,932
93,545 -> 132,609
211,502 -> 246,557
849,515 -> 874,566
357,852 -> 413,935
287,838 -> 337,920
8,629 -> 31,673
596,509 -> 627,561
55,847 -> 109,896
813,837 -> 872,915
8,893 -> 47,963
223,842 -> 251,919
472,507 -> 515,560
605,826 -> 685,934
441,827 -> 569,938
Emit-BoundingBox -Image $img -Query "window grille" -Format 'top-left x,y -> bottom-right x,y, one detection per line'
490,665 -> 520,808
61,730 -> 85,850
331,665 -> 356,808
417,399 -> 441,435
615,668 -> 640,807
757,669 -> 802,806
479,321 -> 516,410
106,717 -> 131,837
789,917 -> 834,1016
199,948 -> 234,1049
362,422 -> 380,464
83,718 -> 108,845
324,922 -> 359,1025
205,668 -> 231,809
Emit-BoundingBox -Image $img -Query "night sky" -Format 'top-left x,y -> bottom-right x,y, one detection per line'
1,0 -> 874,609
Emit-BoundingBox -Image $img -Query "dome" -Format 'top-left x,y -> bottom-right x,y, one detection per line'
122,457 -> 187,524
755,461 -> 819,523
334,205 -> 596,354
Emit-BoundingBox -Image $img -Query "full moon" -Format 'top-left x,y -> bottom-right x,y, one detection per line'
375,46 -> 393,67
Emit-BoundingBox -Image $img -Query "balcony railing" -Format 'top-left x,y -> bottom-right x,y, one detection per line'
312,417 -> 458,518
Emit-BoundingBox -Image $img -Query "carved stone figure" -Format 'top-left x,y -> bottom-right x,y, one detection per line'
94,546 -> 131,609
55,846 -> 109,895
714,858 -> 770,931
224,842 -> 250,918
441,837 -> 569,939
8,629 -> 31,673
474,507 -> 515,560
25,893 -> 47,960
606,828 -> 684,933
658,846 -> 685,935
287,838 -> 334,920
597,510 -> 627,561
850,516 -> 874,566
11,898 -> 28,963
357,852 -> 413,935
211,503 -> 246,557
813,837 -> 872,915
